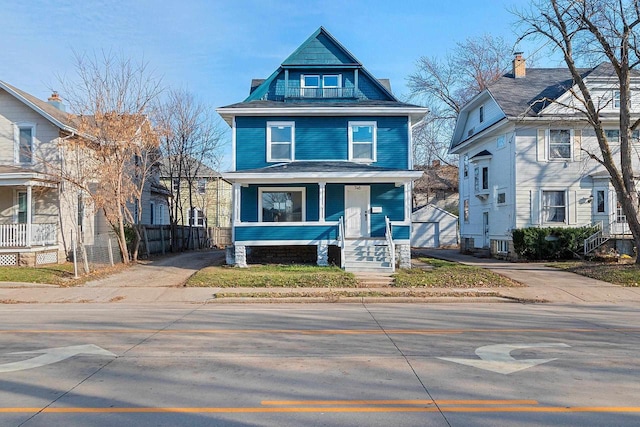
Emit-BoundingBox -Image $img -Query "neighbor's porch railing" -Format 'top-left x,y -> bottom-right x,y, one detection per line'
0,223 -> 57,247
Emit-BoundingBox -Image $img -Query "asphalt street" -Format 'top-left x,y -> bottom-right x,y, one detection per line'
1,302 -> 639,426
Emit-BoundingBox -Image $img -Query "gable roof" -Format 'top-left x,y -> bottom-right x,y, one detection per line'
0,80 -> 78,133
234,27 -> 400,104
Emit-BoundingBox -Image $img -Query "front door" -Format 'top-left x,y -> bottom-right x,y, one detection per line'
483,211 -> 489,248
345,185 -> 369,238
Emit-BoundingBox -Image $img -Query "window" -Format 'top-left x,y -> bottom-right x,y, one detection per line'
259,188 -> 305,222
150,201 -> 155,225
548,129 -> 572,160
463,199 -> 469,222
596,190 -> 605,213
77,194 -> 84,231
15,124 -> 35,164
496,240 -> 509,254
463,155 -> 469,178
197,178 -> 206,195
267,121 -> 294,162
542,190 -> 566,223
301,75 -> 320,97
605,129 -> 620,143
497,135 -> 505,149
474,166 -> 489,192
172,178 -> 180,191
349,121 -> 376,162
613,90 -> 621,108
189,207 -> 205,227
17,191 -> 27,224
497,192 -> 506,205
479,106 -> 484,123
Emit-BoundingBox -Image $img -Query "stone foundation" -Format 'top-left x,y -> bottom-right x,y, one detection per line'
397,244 -> 411,269
317,243 -> 328,266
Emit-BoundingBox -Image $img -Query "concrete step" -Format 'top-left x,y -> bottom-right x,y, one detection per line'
345,265 -> 394,273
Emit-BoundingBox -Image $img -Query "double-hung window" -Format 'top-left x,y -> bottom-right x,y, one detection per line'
259,187 -> 305,222
197,178 -> 206,195
349,121 -> 376,162
267,121 -> 294,162
542,190 -> 566,223
605,129 -> 620,143
613,90 -> 621,108
15,123 -> 35,164
548,129 -> 572,160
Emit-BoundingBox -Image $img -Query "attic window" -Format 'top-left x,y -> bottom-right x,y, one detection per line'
479,106 -> 484,123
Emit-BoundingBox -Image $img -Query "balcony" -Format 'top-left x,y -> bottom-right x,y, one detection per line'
285,87 -> 357,99
0,223 -> 57,248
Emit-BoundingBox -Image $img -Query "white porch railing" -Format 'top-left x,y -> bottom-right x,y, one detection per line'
338,216 -> 346,269
583,221 -> 607,255
0,223 -> 57,247
385,216 -> 396,272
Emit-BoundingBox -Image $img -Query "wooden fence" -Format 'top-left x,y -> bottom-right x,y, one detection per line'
137,225 -> 232,256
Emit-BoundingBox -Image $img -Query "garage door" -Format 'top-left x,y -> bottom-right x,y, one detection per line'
412,222 -> 439,248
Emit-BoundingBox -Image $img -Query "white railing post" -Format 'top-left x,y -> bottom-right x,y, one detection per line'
338,216 -> 346,269
385,216 -> 396,272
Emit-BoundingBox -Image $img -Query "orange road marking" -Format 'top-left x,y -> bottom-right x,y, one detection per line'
0,406 -> 639,414
261,399 -> 539,406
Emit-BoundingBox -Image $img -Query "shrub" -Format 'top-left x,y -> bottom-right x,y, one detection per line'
511,225 -> 599,260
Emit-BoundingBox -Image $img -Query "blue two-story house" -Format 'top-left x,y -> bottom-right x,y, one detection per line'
218,27 -> 427,272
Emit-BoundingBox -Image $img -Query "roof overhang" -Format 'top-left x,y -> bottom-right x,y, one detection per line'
450,117 -> 510,155
223,170 -> 423,184
217,106 -> 429,126
0,171 -> 59,188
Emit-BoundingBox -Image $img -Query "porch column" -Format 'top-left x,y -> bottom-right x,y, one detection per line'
232,183 -> 241,225
26,185 -> 32,247
317,243 -> 329,266
318,182 -> 326,223
404,182 -> 411,222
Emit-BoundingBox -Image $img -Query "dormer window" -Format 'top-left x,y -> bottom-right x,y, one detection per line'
299,74 -> 343,98
301,75 -> 320,97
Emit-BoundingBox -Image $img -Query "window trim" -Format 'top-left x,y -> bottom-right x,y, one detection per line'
547,129 -> 573,161
463,154 -> 469,178
497,191 -> 506,206
301,74 -> 320,88
541,189 -> 567,224
258,186 -> 306,223
595,189 -> 606,214
613,90 -> 621,109
266,121 -> 295,163
348,121 -> 377,163
322,74 -> 341,88
197,178 -> 206,195
14,122 -> 36,165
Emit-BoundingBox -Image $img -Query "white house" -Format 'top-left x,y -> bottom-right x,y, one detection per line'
450,54 -> 639,258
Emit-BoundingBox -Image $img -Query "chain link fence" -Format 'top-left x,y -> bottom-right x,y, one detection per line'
74,232 -> 123,274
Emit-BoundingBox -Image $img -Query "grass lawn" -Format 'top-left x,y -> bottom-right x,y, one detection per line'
0,263 -> 76,286
187,264 -> 358,287
394,257 -> 523,288
549,260 -> 640,287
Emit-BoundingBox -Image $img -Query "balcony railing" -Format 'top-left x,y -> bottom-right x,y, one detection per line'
285,87 -> 356,99
0,223 -> 57,247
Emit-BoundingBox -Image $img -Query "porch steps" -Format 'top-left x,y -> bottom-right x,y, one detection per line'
343,239 -> 394,273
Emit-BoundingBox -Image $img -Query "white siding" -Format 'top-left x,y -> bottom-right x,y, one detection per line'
461,98 -> 503,140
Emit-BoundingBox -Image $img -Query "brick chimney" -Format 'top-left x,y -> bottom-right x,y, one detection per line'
47,91 -> 65,111
513,52 -> 526,78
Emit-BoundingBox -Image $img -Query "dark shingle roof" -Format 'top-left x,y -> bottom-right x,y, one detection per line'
220,99 -> 423,109
0,81 -> 77,129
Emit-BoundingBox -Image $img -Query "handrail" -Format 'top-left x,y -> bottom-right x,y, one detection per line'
583,221 -> 606,255
338,216 -> 346,269
385,216 -> 396,272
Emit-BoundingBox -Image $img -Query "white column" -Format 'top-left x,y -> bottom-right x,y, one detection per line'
404,182 -> 411,222
232,183 -> 241,225
26,185 -> 32,247
319,182 -> 326,223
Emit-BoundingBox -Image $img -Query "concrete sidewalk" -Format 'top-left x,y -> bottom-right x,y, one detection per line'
1,248 -> 640,304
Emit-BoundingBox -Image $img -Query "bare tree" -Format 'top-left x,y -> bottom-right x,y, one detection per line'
59,51 -> 163,263
155,88 -> 225,250
407,34 -> 514,166
514,0 -> 640,263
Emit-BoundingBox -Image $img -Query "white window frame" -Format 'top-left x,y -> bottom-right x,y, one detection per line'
258,187 -> 306,223
496,240 -> 509,254
474,165 -> 489,193
322,74 -> 341,88
14,190 -> 32,223
594,189 -> 606,214
463,199 -> 469,223
605,128 -> 620,143
463,154 -> 469,178
348,121 -> 377,163
301,74 -> 319,97
547,129 -> 573,161
613,90 -> 621,109
14,122 -> 36,165
266,121 -> 295,162
541,189 -> 567,224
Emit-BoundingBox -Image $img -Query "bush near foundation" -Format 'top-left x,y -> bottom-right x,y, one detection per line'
512,226 -> 598,260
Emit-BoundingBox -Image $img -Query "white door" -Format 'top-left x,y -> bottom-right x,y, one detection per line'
345,185 -> 370,238
411,222 -> 439,248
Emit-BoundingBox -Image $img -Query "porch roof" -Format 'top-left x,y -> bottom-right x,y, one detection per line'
223,161 -> 423,183
0,165 -> 59,188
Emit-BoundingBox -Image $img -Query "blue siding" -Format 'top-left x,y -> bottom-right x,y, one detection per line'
235,116 -> 408,170
241,186 -> 258,222
284,33 -> 354,65
392,225 -> 410,240
358,74 -> 391,100
235,224 -> 339,241
325,184 -> 345,221
370,184 -> 404,237
240,184 -> 319,222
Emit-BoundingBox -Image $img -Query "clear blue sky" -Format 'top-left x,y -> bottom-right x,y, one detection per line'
2,0 -> 552,168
